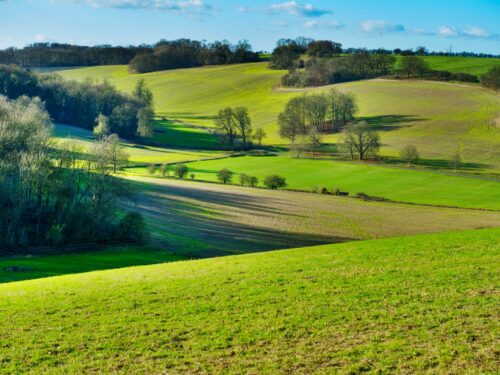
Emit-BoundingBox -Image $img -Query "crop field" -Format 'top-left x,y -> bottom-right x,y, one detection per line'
128,155 -> 500,210
1,227 -> 498,373
49,63 -> 500,170
53,124 -> 223,165
120,176 -> 500,258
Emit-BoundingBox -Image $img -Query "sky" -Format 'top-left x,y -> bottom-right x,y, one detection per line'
0,0 -> 499,54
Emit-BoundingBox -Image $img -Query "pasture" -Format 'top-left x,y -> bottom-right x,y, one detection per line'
419,55 -> 500,76
121,176 -> 500,258
53,124 -> 223,165
49,63 -> 500,171
1,228 -> 498,373
128,155 -> 500,210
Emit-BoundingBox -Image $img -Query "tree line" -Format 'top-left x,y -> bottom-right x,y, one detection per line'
0,64 -> 155,138
129,39 -> 260,73
0,95 -> 145,251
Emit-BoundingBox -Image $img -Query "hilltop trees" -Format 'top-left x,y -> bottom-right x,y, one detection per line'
342,121 -> 380,160
400,56 -> 429,78
0,95 -> 141,250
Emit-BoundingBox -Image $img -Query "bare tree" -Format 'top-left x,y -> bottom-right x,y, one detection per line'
342,121 -> 380,160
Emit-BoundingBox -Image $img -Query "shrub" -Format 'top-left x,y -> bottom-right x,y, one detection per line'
160,163 -> 169,177
190,174 -> 196,180
174,163 -> 188,178
147,164 -> 157,175
320,187 -> 330,195
117,213 -> 147,242
264,175 -> 287,190
217,168 -> 234,184
249,176 -> 259,187
481,66 -> 500,90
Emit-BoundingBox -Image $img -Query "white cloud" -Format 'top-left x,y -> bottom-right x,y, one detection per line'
438,26 -> 458,37
72,0 -> 212,13
33,34 -> 47,42
238,1 -> 332,18
361,20 -> 404,34
462,26 -> 490,38
303,20 -> 343,30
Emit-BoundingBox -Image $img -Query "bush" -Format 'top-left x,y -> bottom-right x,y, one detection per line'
190,174 -> 196,180
481,66 -> 500,90
117,213 -> 147,242
264,175 -> 287,190
320,187 -> 330,195
174,163 -> 188,178
147,164 -> 157,175
217,168 -> 233,184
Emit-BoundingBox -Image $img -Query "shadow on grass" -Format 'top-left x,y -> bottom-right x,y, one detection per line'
361,115 -> 426,131
383,156 -> 493,172
129,181 -> 350,258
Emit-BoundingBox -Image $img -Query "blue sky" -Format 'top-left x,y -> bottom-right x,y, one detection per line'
0,0 -> 499,53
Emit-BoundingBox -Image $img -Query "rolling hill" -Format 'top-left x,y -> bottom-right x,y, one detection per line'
48,62 -> 500,171
1,228 -> 498,373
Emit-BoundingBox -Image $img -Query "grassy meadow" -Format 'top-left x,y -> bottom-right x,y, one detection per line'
49,62 -> 500,171
1,228 -> 498,373
420,55 -> 500,76
127,155 -> 500,210
53,124 -> 224,165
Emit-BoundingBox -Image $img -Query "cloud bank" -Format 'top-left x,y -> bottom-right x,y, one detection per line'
238,1 -> 332,18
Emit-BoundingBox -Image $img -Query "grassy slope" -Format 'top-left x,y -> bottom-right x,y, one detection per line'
122,176 -> 500,259
130,155 -> 500,210
53,124 -> 223,165
51,63 -> 500,170
0,247 -> 186,283
1,228 -> 498,373
420,55 -> 500,76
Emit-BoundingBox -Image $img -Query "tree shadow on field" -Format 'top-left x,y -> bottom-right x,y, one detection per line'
128,181 -> 350,258
360,115 -> 426,131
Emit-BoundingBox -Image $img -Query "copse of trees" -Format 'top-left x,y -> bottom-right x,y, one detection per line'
0,64 -> 153,138
279,91 -> 357,151
341,121 -> 380,160
215,106 -> 253,150
0,95 -> 144,250
129,39 -> 260,73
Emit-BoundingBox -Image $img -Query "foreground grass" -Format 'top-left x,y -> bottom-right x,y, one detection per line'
50,63 -> 500,171
0,228 -> 498,373
130,155 -> 500,210
0,247 -> 186,284
121,176 -> 500,258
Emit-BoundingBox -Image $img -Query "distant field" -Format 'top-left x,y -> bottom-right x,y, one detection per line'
53,124 -> 223,165
128,155 -> 500,210
121,176 -> 500,258
49,63 -> 500,170
0,247 -> 185,283
420,55 -> 500,76
1,228 -> 498,373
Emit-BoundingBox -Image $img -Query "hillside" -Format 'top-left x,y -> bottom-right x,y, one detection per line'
420,55 -> 500,76
1,228 -> 498,373
49,62 -> 500,171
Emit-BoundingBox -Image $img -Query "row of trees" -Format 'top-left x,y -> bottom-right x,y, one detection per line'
129,39 -> 260,73
0,65 -> 155,138
214,107 -> 267,150
282,51 -> 396,86
0,95 -> 145,250
278,90 -> 357,151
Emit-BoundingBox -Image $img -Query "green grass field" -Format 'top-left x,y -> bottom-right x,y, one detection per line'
53,124 -> 224,165
0,247 -> 186,283
420,55 -> 500,76
1,228 -> 498,373
49,63 -> 500,171
128,155 -> 500,210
